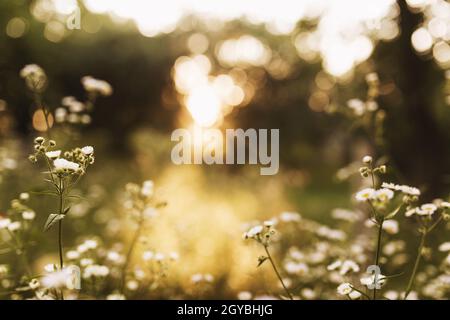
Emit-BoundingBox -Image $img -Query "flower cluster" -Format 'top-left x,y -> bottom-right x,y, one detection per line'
29,137 -> 94,177
82,76 -> 113,97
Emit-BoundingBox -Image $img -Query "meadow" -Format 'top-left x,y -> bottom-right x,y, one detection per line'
0,0 -> 449,300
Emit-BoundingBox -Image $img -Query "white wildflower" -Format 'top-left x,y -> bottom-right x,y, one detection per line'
0,218 -> 11,229
279,211 -> 301,222
355,188 -> 375,202
107,292 -> 126,300
53,158 -> 80,173
382,220 -> 399,234
141,180 -> 154,197
19,193 -> 30,201
81,146 -> 94,155
439,242 -> 450,252
362,155 -> 372,164
22,210 -> 36,220
237,291 -> 252,300
7,221 -> 21,232
416,203 -> 438,216
245,225 -> 263,239
66,250 -> 80,260
375,188 -> 394,202
381,182 -> 420,196
81,76 -> 112,96
337,283 -> 353,295
45,150 -> 61,159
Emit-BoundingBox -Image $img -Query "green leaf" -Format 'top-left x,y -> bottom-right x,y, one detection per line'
257,256 -> 268,267
385,204 -> 403,220
31,191 -> 59,197
44,214 -> 65,231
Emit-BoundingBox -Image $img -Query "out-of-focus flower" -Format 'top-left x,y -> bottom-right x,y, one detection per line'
406,203 -> 438,217
81,76 -> 113,96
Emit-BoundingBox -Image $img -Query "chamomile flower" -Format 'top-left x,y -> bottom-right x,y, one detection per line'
405,202 -> 439,217
81,146 -> 94,155
355,188 -> 376,202
45,150 -> 61,159
374,188 -> 394,202
337,283 -> 353,295
53,158 -> 80,173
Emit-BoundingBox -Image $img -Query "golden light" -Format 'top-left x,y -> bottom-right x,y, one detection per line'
411,27 -> 433,53
217,35 -> 271,68
173,55 -> 246,128
185,84 -> 222,127
6,18 -> 27,38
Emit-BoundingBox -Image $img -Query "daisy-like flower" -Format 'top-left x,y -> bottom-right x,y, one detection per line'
416,204 -> 437,216
340,260 -> 360,275
0,218 -> 11,229
19,193 -> 30,201
45,150 -> 61,159
381,182 -> 420,196
244,225 -> 263,239
20,64 -> 45,78
355,188 -> 375,202
81,146 -> 94,155
53,158 -> 80,173
440,202 -> 450,209
337,283 -> 353,295
415,203 -> 438,216
374,188 -> 394,202
438,242 -> 450,252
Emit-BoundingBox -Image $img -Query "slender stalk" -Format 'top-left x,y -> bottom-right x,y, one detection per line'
120,219 -> 144,291
263,245 -> 293,300
58,177 -> 65,300
373,218 -> 384,300
403,231 -> 426,300
34,93 -> 52,139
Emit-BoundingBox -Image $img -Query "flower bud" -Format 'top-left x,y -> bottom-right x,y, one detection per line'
34,137 -> 45,144
362,156 -> 372,164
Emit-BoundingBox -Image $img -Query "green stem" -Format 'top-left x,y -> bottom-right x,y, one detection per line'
263,245 -> 293,300
34,93 -> 52,138
58,177 -> 65,300
120,219 -> 144,292
404,231 -> 426,300
373,217 -> 384,300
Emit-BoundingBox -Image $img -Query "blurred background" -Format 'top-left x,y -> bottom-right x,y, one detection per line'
0,0 -> 450,298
